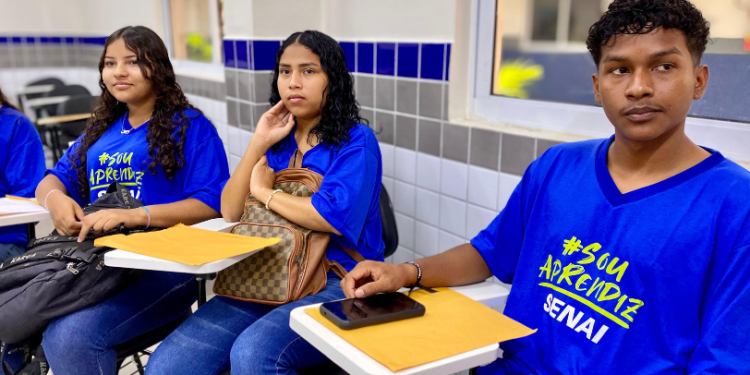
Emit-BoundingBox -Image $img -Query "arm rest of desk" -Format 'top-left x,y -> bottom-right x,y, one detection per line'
37,113 -> 91,126
191,218 -> 237,233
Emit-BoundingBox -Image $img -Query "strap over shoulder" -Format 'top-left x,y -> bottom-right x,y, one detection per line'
288,149 -> 304,169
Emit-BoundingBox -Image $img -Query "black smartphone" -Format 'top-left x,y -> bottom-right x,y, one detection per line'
319,292 -> 426,330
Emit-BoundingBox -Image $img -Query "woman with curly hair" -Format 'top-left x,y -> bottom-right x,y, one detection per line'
32,26 -> 229,375
0,87 -> 45,262
146,30 -> 384,375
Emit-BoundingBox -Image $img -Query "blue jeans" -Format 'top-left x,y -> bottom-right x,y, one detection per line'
41,271 -> 197,375
146,278 -> 345,375
0,243 -> 25,263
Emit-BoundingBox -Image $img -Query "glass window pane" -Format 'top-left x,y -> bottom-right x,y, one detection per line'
170,0 -> 213,62
569,0 -> 603,42
531,0 -> 560,41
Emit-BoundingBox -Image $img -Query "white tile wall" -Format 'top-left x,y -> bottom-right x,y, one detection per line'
226,126 -> 241,159
415,221 -> 439,258
498,173 -> 522,211
440,159 -> 468,200
394,180 -> 416,216
392,246 -> 415,263
439,230 -> 465,253
439,195 -> 467,237
229,155 -> 241,174
240,129 -> 253,151
395,213 -> 415,250
380,144 -> 395,178
468,166 -> 499,210
394,147 -> 417,184
416,153 -> 441,192
466,204 -> 497,239
382,176 -> 395,197
415,188 -> 440,227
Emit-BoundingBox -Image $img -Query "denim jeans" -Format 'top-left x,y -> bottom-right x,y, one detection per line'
0,243 -> 25,263
146,278 -> 346,375
40,271 -> 197,375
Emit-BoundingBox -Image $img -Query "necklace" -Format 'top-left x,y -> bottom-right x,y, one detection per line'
121,114 -> 151,134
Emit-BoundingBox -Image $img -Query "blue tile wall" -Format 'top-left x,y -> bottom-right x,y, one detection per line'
357,42 -> 374,74
223,40 -> 236,68
0,34 -> 108,45
421,44 -> 445,80
0,37 -> 7,44
339,42 -> 356,73
11,37 -> 22,44
253,40 -> 281,71
221,39 -> 451,82
397,43 -> 419,78
376,42 -> 396,75
235,40 -> 250,70
445,44 -> 451,81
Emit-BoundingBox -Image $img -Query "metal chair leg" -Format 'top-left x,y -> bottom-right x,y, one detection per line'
132,353 -> 145,375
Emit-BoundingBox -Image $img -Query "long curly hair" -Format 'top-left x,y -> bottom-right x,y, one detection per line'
71,26 -> 200,200
0,87 -> 19,111
587,0 -> 710,66
269,30 -> 367,151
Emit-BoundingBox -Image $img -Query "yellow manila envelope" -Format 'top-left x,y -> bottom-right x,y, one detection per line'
94,224 -> 280,265
306,288 -> 536,372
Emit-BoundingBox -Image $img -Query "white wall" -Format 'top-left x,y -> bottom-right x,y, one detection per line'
223,0 -> 456,41
0,0 -> 165,38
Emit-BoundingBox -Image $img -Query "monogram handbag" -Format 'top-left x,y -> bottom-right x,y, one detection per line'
213,152 -> 364,305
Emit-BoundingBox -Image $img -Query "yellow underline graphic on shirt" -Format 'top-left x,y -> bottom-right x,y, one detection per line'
91,182 -> 139,190
539,282 -> 630,329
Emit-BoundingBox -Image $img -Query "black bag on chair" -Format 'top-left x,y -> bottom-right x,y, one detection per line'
0,182 -> 147,344
0,182 -> 154,374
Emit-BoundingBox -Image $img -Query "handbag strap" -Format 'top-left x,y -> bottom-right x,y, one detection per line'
288,150 -> 304,169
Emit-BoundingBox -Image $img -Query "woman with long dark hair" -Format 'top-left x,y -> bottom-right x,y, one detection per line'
147,30 -> 384,375
0,88 -> 45,261
32,26 -> 229,374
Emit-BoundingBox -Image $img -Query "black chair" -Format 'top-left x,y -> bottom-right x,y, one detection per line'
21,77 -> 65,102
51,95 -> 97,156
218,184 -> 400,375
39,84 -> 91,117
114,309 -> 193,375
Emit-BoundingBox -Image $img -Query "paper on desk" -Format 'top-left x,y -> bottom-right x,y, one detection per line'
94,224 -> 281,265
306,288 -> 536,372
0,196 -> 46,216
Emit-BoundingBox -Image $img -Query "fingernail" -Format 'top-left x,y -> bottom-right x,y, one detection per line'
355,289 -> 365,298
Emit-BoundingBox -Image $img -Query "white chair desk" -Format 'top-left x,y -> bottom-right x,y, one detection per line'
290,282 -> 510,375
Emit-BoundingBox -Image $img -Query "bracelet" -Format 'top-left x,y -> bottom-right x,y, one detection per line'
43,189 -> 63,210
141,206 -> 151,228
265,189 -> 284,210
404,261 -> 422,287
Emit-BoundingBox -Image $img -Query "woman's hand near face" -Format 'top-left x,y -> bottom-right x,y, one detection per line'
251,101 -> 296,152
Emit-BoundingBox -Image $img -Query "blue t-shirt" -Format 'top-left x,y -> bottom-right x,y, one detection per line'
265,124 -> 384,271
48,109 -> 229,212
472,137 -> 750,374
0,106 -> 46,246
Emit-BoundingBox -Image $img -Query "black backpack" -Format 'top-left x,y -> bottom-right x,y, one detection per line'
0,182 -> 151,374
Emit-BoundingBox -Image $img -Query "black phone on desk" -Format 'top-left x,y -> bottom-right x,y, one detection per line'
320,292 -> 426,330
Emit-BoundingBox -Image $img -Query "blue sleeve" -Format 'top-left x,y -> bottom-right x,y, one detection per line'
687,243 -> 750,374
470,177 -> 527,284
311,146 -> 380,248
7,117 -> 45,198
46,136 -> 86,206
178,135 -> 230,213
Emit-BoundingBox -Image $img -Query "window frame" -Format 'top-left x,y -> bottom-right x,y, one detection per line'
161,0 -> 223,65
470,0 -> 750,162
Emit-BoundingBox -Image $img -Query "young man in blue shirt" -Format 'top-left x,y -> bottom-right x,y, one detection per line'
342,0 -> 750,373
